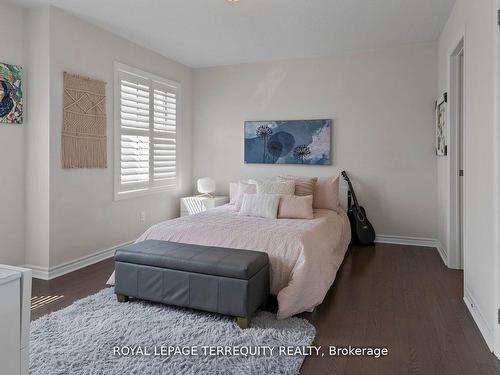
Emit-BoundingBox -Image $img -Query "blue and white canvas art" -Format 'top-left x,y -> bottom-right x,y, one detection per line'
244,119 -> 331,165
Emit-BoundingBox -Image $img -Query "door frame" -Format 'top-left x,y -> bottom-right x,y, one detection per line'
493,0 -> 500,359
449,38 -> 465,270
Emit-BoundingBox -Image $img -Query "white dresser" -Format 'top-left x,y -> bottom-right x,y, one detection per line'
180,196 -> 229,216
0,265 -> 32,375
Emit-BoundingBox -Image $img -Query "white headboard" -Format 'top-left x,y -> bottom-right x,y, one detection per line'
229,182 -> 238,204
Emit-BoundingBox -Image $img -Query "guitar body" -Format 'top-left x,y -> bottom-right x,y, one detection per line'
342,171 -> 376,245
351,205 -> 376,245
346,206 -> 357,240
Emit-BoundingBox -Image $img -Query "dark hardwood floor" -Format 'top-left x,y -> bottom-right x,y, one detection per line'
31,243 -> 500,374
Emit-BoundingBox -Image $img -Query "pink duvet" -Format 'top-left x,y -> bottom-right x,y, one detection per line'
109,205 -> 350,319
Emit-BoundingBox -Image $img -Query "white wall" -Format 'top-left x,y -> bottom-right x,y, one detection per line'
0,4 -> 25,266
47,7 -> 193,268
193,44 -> 438,239
24,6 -> 51,270
437,0 -> 498,350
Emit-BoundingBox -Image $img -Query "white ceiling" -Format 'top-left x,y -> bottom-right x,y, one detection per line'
11,0 -> 455,68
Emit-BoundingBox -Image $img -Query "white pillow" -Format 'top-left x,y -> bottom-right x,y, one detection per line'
234,182 -> 257,210
238,194 -> 280,219
229,180 -> 259,204
229,182 -> 239,204
256,180 -> 295,195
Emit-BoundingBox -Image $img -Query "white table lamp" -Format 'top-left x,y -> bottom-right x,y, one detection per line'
197,177 -> 216,197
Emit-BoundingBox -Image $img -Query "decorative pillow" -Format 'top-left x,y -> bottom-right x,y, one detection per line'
278,195 -> 314,219
278,175 -> 318,197
234,182 -> 257,210
256,180 -> 295,195
239,194 -> 280,219
247,178 -> 274,185
313,175 -> 340,210
229,182 -> 239,204
230,179 -> 262,204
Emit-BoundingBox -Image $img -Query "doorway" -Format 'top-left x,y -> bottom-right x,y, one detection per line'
449,38 -> 465,270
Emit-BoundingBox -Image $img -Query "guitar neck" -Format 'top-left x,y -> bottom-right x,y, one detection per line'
346,180 -> 361,209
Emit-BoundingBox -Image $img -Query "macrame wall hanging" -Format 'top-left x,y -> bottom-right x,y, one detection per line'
62,72 -> 107,168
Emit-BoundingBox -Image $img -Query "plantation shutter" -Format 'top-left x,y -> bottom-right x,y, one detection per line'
117,68 -> 178,196
152,81 -> 177,188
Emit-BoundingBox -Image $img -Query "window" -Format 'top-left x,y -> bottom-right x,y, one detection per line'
114,63 -> 180,200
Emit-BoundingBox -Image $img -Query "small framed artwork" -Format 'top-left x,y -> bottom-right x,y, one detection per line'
244,119 -> 331,165
436,92 -> 447,156
0,62 -> 23,124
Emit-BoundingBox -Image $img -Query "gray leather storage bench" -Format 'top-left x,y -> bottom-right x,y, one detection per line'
114,240 -> 269,329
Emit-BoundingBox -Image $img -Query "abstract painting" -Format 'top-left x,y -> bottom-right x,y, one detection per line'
0,63 -> 23,124
244,119 -> 331,164
436,93 -> 447,156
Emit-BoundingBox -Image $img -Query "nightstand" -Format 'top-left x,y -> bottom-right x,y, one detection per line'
0,265 -> 31,375
180,196 -> 229,217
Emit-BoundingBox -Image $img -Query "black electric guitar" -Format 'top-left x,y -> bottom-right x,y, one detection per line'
341,171 -> 376,245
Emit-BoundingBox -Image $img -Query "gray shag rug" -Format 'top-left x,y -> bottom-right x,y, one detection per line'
30,288 -> 316,375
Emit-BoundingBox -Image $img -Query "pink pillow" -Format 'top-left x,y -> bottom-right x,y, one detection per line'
278,195 -> 314,219
235,182 -> 257,211
278,175 -> 317,197
313,176 -> 339,210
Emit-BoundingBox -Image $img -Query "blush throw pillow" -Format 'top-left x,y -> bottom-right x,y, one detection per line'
234,182 -> 257,211
313,175 -> 340,210
278,195 -> 314,219
256,180 -> 295,195
278,175 -> 318,197
239,194 -> 280,219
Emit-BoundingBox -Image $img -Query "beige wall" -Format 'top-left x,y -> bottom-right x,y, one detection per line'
437,0 -> 498,349
46,7 -> 193,268
0,4 -> 25,266
193,43 -> 438,239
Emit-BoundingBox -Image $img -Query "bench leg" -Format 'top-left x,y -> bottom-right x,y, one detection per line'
237,317 -> 249,329
116,293 -> 129,303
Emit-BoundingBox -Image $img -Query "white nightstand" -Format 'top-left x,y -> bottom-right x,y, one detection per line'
180,196 -> 229,217
0,265 -> 31,375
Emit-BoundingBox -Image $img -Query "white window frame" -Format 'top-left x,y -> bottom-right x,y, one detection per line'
113,61 -> 181,201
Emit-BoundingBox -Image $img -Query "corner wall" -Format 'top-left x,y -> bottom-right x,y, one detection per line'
192,44 -> 439,239
437,0 -> 498,349
24,6 -> 51,270
47,7 -> 193,268
0,4 -> 26,266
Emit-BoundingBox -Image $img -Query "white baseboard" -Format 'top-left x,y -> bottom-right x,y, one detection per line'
23,241 -> 132,281
435,241 -> 448,267
375,234 -> 439,247
375,235 -> 447,266
23,265 -> 49,280
463,287 -> 494,351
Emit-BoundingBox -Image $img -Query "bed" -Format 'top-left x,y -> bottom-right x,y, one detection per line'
108,202 -> 350,319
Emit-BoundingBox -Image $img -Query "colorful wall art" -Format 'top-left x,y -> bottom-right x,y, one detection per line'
435,93 -> 447,156
0,63 -> 23,124
244,119 -> 331,164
